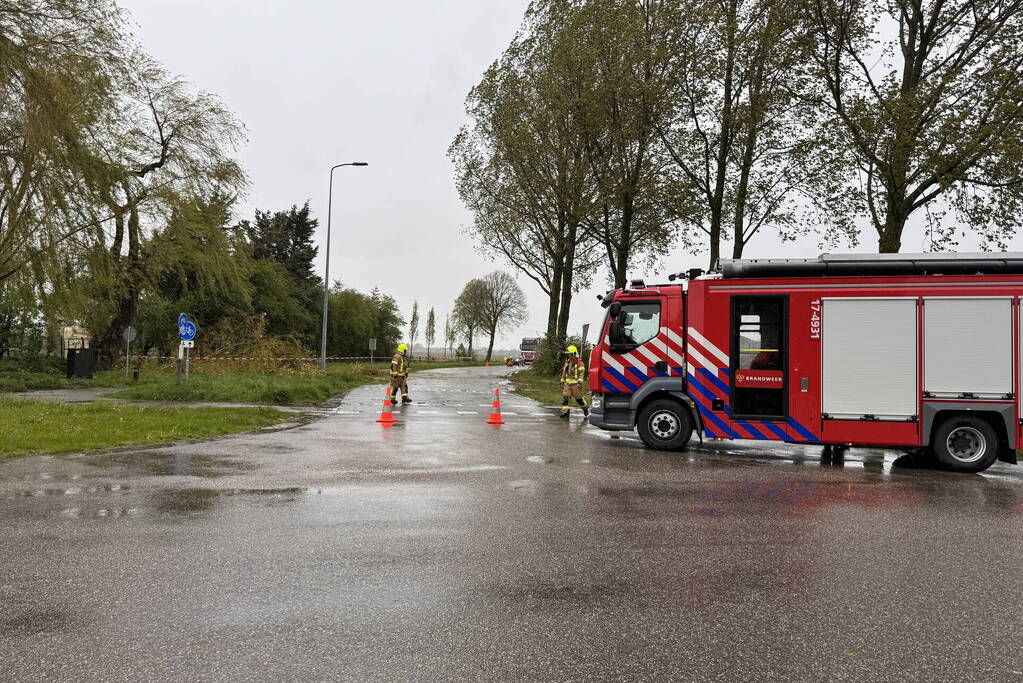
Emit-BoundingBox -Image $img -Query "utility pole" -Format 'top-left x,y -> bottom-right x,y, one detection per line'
320,161 -> 369,372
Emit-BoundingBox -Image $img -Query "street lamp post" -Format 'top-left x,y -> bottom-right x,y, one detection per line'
320,161 -> 369,373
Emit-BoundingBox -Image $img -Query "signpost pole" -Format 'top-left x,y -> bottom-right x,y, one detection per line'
124,339 -> 130,378
185,346 -> 190,383
176,343 -> 182,386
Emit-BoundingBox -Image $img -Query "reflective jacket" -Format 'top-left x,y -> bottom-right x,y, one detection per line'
391,352 -> 409,377
560,357 -> 585,384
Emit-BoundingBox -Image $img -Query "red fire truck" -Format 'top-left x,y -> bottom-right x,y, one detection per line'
588,253 -> 1023,473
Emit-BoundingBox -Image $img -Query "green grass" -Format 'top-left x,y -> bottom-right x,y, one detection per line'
0,398 -> 290,458
510,366 -> 591,406
0,358 -> 484,406
107,366 -> 382,405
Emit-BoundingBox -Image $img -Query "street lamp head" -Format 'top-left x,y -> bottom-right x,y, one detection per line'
351,162 -> 369,166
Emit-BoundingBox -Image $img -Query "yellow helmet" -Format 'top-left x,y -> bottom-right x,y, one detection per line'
566,345 -> 578,354
397,343 -> 409,353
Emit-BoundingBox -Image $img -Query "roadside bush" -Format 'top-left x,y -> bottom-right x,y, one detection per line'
532,335 -> 592,376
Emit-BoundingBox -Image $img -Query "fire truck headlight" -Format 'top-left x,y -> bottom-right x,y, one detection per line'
590,396 -> 602,409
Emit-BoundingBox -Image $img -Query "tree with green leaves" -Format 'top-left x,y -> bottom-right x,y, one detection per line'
84,54 -> 246,365
552,0 -> 679,286
452,279 -> 488,359
450,2 -> 600,341
807,0 -> 1023,252
425,307 -> 436,359
408,301 -> 420,351
241,202 -> 320,288
657,0 -> 853,267
0,0 -> 124,285
477,271 -> 529,362
238,202 -> 322,345
370,287 -> 405,355
327,284 -> 404,357
444,312 -> 455,357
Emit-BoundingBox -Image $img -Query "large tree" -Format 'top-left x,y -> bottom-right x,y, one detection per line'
658,0 -> 853,267
808,0 -> 1023,252
0,0 -> 123,285
84,55 -> 246,365
452,278 -> 488,359
238,202 -> 321,345
450,2 -> 599,341
477,271 -> 529,362
555,0 -> 679,285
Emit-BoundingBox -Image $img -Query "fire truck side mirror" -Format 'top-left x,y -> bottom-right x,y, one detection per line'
609,302 -> 622,319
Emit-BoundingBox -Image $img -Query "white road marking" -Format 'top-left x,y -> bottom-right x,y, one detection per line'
457,410 -> 478,414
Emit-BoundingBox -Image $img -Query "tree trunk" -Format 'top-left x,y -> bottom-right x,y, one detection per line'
613,195 -> 634,289
556,221 -> 577,339
709,0 -> 737,270
732,116 -> 758,259
878,220 -> 904,253
485,326 -> 496,362
546,261 -> 563,339
97,206 -> 144,368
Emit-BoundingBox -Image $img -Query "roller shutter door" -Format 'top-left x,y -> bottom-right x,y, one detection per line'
822,298 -> 918,420
924,297 -> 1012,399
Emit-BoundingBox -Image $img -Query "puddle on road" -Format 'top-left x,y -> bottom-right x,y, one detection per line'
527,456 -> 555,465
87,452 -> 253,478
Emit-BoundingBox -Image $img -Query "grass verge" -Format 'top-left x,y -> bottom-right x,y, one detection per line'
108,365 -> 382,405
0,398 -> 289,458
0,359 -> 483,406
510,366 -> 591,406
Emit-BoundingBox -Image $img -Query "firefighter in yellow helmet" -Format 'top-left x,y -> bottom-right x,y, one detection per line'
390,343 -> 412,406
559,345 -> 588,419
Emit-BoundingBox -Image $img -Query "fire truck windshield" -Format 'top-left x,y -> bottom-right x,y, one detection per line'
612,303 -> 660,347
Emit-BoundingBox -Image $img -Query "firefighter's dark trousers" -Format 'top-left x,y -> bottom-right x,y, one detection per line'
561,383 -> 586,415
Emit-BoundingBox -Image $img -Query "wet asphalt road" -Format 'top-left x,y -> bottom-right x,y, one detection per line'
2,366 -> 1022,681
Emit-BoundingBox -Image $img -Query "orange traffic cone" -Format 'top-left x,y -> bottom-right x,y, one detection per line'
486,387 -> 505,425
376,386 -> 398,425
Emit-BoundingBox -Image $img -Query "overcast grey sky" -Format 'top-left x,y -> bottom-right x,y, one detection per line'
120,1 -> 1021,351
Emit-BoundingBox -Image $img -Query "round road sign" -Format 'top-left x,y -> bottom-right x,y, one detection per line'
122,326 -> 138,343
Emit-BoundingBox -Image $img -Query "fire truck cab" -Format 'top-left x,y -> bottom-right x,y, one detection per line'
588,252 -> 1023,473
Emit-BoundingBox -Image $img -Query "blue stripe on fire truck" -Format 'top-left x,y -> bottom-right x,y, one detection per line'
688,368 -> 819,443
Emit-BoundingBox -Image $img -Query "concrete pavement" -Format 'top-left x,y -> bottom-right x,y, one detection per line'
2,366 -> 1022,681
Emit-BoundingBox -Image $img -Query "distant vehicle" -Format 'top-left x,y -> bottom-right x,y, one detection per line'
588,252 -> 1023,473
519,337 -> 540,364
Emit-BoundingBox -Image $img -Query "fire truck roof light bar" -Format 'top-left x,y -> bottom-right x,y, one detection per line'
720,252 -> 1023,279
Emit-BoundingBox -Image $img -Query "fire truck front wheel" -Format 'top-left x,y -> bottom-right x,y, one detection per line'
932,415 -> 1001,473
637,399 -> 693,451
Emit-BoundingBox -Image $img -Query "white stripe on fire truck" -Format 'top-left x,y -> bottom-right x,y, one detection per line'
687,327 -> 729,366
621,349 -> 651,375
639,345 -> 673,374
662,327 -> 686,353
649,337 -> 684,366
603,350 -> 627,376
686,344 -> 716,375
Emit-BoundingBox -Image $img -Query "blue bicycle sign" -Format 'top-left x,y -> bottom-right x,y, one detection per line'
178,313 -> 197,341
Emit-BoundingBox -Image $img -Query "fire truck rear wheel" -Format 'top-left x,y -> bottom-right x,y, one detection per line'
932,415 -> 1000,473
637,399 -> 693,451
